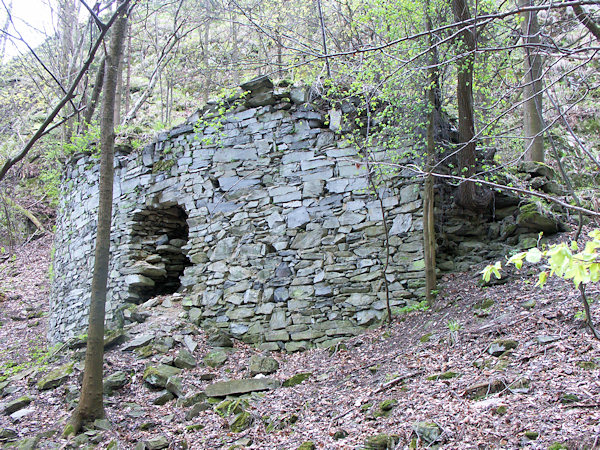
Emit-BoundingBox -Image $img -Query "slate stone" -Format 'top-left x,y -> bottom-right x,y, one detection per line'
249,355 -> 280,376
290,229 -> 326,249
0,427 -> 17,441
204,351 -> 228,368
287,207 -> 310,228
122,334 -> 154,351
123,261 -> 167,278
339,211 -> 365,226
185,401 -> 212,420
144,435 -> 169,450
230,411 -> 253,433
275,263 -> 292,278
143,365 -> 182,388
488,339 -> 518,356
166,376 -> 184,398
412,422 -> 442,445
516,202 -> 564,234
174,349 -> 197,369
125,274 -> 155,288
364,434 -> 401,450
37,363 -> 74,390
204,378 -> 280,397
282,372 -> 312,387
390,214 -> 412,235
3,396 -> 31,415
152,390 -> 175,406
103,371 -> 129,395
290,86 -> 308,104
270,310 -> 287,329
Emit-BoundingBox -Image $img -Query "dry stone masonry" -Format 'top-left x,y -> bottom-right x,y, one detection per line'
50,77 -> 426,350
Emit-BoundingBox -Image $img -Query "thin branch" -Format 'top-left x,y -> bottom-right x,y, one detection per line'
383,163 -> 600,217
0,1 -> 131,183
79,0 -> 106,31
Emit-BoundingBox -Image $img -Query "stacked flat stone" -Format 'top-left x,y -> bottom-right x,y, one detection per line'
49,76 -> 426,349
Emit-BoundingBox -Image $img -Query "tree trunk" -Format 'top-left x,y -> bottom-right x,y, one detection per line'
82,57 -> 105,132
59,0 -> 78,145
114,43 -> 125,126
68,1 -> 130,434
452,0 -> 477,209
520,0 -> 544,162
423,3 -> 438,305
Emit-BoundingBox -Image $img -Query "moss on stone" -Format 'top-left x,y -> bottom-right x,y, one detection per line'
229,411 -> 253,433
426,371 -> 461,381
282,372 -> 312,387
576,361 -> 598,370
152,159 -> 175,173
364,433 -> 400,449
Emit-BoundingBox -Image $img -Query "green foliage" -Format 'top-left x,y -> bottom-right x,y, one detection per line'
486,230 -> 600,289
194,89 -> 248,147
393,300 -> 430,316
446,319 -> 462,333
0,341 -> 61,382
483,230 -> 600,331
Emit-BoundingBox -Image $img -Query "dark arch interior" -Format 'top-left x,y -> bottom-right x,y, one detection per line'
128,205 -> 191,302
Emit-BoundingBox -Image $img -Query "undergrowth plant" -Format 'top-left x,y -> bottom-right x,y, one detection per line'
482,229 -> 600,339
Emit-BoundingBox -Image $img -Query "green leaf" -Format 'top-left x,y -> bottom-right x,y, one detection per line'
536,271 -> 548,288
507,252 -> 526,269
525,248 -> 543,264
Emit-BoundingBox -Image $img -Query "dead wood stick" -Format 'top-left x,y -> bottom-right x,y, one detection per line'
373,370 -> 423,395
4,196 -> 47,233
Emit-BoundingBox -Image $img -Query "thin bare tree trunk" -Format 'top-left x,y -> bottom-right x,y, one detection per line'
520,0 -> 544,162
0,0 -> 13,59
82,57 -> 105,131
68,0 -> 130,434
423,2 -> 438,304
114,43 -> 124,125
125,21 -> 132,115
317,0 -> 331,78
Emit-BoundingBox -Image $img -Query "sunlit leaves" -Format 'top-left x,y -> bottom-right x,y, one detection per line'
482,229 -> 600,290
480,261 -> 502,282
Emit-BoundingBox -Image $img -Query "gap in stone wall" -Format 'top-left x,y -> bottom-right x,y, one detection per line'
127,205 -> 191,302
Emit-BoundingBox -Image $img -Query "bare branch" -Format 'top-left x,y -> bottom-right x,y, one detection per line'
0,0 -> 132,183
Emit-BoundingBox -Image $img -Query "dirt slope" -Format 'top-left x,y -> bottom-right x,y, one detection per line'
0,229 -> 599,449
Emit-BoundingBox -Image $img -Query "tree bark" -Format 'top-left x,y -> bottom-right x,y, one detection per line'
452,0 -> 478,209
82,57 -> 105,132
520,0 -> 544,162
423,3 -> 438,305
572,4 -> 600,41
68,0 -> 130,434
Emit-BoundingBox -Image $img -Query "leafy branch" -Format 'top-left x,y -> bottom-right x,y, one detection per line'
482,229 -> 600,339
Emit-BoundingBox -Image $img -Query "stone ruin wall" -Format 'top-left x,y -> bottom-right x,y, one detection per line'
49,78 -> 426,351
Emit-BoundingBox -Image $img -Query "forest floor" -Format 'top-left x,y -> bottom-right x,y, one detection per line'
1,226 -> 600,449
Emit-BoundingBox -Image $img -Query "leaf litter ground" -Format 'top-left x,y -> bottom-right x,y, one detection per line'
0,228 -> 599,449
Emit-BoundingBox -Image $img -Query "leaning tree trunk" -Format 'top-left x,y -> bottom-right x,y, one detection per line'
520,0 -> 544,163
68,1 -> 130,434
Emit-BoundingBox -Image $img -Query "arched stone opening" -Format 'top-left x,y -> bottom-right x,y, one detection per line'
125,204 -> 191,303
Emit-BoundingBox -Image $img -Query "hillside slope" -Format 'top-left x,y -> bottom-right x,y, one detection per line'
0,227 -> 599,449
